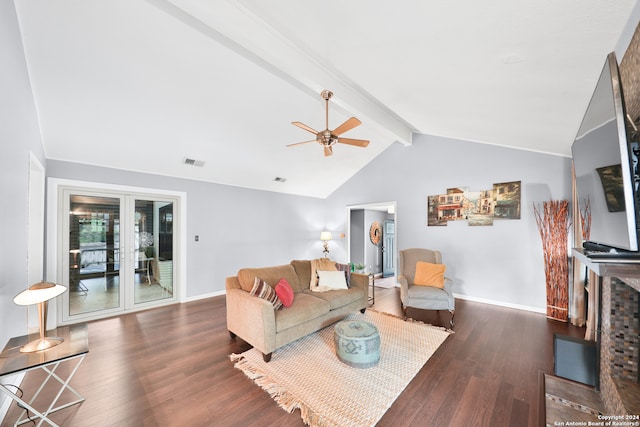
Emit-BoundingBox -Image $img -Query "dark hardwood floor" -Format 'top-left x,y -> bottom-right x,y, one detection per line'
2,287 -> 584,427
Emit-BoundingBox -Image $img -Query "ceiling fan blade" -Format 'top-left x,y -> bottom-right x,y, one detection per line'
333,117 -> 361,136
287,140 -> 316,147
338,137 -> 369,147
292,121 -> 319,135
324,146 -> 333,157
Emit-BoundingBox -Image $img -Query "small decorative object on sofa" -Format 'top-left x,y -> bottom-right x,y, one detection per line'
226,259 -> 369,362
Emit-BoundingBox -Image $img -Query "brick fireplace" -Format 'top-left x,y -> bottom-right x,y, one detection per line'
599,274 -> 640,415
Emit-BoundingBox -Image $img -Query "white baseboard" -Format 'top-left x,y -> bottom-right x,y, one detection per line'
453,293 -> 546,314
183,289 -> 546,315
185,289 -> 225,302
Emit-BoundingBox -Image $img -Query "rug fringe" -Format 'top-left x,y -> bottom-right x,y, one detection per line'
230,354 -> 327,426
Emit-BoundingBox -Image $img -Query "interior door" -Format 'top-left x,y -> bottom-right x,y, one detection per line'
382,220 -> 395,277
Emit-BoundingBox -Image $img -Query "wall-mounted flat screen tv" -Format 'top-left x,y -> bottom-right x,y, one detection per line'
572,52 -> 639,252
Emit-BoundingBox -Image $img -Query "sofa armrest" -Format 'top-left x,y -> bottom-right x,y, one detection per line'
225,279 -> 277,355
443,277 -> 454,294
398,275 -> 409,304
349,273 -> 370,307
226,275 -> 242,291
349,273 -> 368,290
443,277 -> 455,311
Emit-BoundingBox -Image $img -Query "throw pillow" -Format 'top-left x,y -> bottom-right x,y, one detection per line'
335,263 -> 351,287
250,277 -> 283,309
275,278 -> 294,308
316,270 -> 349,290
310,258 -> 338,289
413,262 -> 446,288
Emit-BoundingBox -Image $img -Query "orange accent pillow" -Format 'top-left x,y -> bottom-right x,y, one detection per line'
413,262 -> 446,289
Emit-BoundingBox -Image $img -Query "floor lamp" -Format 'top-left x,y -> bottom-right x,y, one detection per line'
14,281 -> 67,353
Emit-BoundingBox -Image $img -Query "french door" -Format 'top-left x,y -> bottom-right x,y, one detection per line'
59,188 -> 178,323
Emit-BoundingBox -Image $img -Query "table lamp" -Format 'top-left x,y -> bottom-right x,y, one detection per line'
320,231 -> 332,257
14,281 -> 67,353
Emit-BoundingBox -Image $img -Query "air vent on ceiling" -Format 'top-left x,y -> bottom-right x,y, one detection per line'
273,177 -> 287,183
184,158 -> 205,167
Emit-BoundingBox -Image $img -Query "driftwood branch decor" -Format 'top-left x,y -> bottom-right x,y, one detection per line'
534,200 -> 571,321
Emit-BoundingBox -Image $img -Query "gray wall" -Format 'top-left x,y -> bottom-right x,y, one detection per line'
349,209 -> 364,266
325,134 -> 572,311
46,160 -> 326,299
0,2 -> 46,347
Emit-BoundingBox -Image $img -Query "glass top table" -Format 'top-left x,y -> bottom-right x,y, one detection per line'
0,324 -> 89,427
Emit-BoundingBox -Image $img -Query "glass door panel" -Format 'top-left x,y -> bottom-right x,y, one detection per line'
133,199 -> 173,305
60,186 -> 179,324
68,194 -> 122,316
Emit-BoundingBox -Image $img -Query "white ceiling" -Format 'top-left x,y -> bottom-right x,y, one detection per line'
14,0 -> 639,198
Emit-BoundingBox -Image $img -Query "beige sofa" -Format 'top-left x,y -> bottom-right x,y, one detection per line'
226,260 -> 368,362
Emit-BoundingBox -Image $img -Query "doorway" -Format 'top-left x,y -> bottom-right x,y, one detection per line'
347,202 -> 397,279
382,220 -> 395,277
54,185 -> 181,324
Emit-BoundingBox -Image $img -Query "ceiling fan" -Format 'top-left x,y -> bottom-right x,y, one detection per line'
287,90 -> 369,157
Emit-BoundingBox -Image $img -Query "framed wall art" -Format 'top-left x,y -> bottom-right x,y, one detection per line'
427,180 -> 521,227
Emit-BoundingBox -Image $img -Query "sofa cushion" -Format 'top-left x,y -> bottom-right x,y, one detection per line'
407,284 -> 449,302
289,260 -> 312,293
413,262 -> 445,289
314,270 -> 348,291
250,277 -> 282,310
237,264 -> 300,293
275,293 -> 330,332
275,278 -> 295,308
309,258 -> 338,289
302,288 -> 362,310
335,263 -> 351,287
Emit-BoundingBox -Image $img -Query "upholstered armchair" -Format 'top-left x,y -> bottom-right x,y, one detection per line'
398,248 -> 455,328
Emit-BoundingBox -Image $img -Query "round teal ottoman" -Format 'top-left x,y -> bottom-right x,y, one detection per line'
334,319 -> 380,368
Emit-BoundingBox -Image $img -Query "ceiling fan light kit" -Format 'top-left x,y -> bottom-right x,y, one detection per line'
288,90 -> 370,157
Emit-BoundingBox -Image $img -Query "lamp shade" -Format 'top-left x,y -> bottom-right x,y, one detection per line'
14,281 -> 67,306
320,231 -> 332,241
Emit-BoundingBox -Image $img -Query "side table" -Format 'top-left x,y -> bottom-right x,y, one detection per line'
0,323 -> 89,427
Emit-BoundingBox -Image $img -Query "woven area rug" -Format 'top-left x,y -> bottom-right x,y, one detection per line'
230,310 -> 452,427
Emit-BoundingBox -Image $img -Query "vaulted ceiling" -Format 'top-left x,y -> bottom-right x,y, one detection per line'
14,0 -> 638,198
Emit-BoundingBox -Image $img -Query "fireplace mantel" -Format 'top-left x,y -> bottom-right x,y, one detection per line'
573,248 -> 640,289
572,248 -> 640,416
